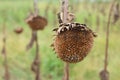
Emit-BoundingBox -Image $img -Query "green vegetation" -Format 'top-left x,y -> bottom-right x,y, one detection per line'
0,0 -> 120,80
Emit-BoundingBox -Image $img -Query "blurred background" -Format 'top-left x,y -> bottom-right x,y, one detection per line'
0,0 -> 120,80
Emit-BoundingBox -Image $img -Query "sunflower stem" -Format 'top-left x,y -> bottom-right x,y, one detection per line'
61,0 -> 70,80
2,23 -> 10,80
31,0 -> 41,80
104,0 -> 116,72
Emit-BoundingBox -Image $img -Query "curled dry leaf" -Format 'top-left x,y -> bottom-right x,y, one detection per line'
1,46 -> 6,55
100,70 -> 109,80
113,3 -> 119,23
26,31 -> 36,51
31,54 -> 40,73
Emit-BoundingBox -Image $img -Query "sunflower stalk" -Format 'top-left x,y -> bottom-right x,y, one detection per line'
1,23 -> 10,80
61,0 -> 69,80
104,0 -> 115,72
100,0 -> 116,80
30,0 -> 41,80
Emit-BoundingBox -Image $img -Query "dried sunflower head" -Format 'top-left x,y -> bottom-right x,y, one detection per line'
14,27 -> 23,34
52,23 -> 96,63
25,13 -> 47,31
